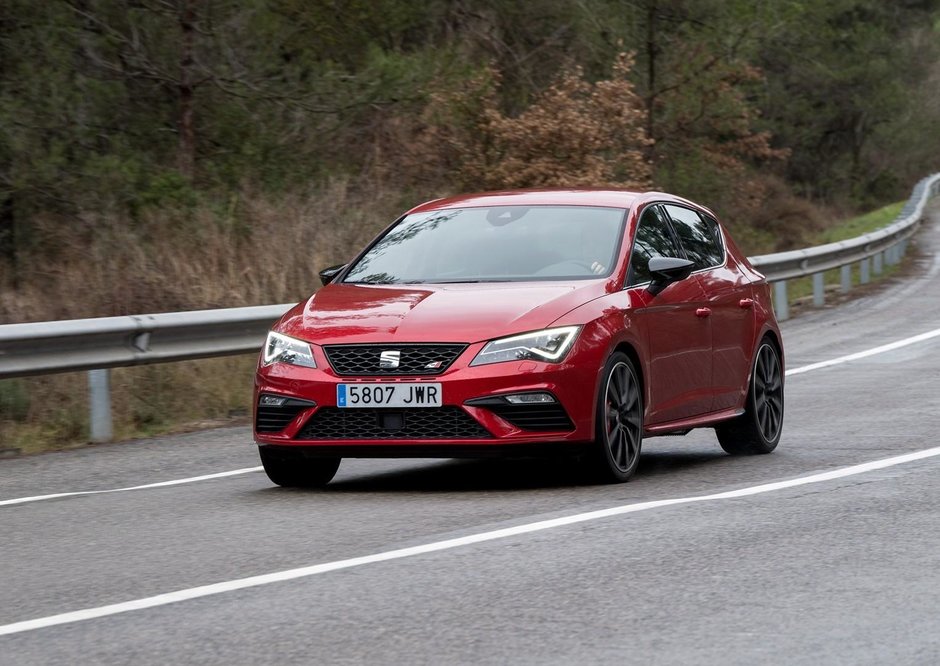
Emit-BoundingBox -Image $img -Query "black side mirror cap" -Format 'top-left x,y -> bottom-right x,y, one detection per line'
318,264 -> 347,286
647,256 -> 695,296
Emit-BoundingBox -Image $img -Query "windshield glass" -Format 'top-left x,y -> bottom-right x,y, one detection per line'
343,205 -> 627,284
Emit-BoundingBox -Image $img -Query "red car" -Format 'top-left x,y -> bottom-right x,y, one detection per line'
254,190 -> 784,487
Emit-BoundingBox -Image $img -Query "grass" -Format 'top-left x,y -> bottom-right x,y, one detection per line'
773,199 -> 906,309
0,179 -> 409,455
0,356 -> 257,456
818,200 -> 906,243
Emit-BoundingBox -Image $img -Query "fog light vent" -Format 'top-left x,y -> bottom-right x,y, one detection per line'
465,393 -> 573,432
255,394 -> 316,433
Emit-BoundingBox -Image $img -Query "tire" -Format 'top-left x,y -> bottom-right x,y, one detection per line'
259,447 -> 341,488
716,340 -> 784,455
589,352 -> 644,483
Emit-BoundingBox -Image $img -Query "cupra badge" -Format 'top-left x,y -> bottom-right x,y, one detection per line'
379,350 -> 401,369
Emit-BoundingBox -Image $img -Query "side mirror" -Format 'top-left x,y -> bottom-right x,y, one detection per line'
647,257 -> 695,296
318,264 -> 347,286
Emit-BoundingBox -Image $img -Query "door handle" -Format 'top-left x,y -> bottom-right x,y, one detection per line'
738,298 -> 755,309
696,307 -> 712,318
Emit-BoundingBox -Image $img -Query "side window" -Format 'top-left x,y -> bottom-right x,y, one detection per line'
663,205 -> 724,270
628,206 -> 683,286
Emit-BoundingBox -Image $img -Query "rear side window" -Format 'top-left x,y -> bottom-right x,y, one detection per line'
663,205 -> 724,270
628,206 -> 683,286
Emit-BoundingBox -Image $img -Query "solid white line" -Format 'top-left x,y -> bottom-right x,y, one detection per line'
3,325 -> 940,510
785,326 -> 940,377
2,445 -> 940,637
0,467 -> 262,508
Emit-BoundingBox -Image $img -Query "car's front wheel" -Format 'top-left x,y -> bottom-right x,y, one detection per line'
259,447 -> 341,488
716,340 -> 784,454
589,352 -> 644,483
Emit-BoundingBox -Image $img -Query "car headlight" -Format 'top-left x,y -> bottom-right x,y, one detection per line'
470,326 -> 580,366
262,331 -> 317,368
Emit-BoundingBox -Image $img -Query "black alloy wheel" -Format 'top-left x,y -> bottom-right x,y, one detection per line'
716,340 -> 784,454
259,447 -> 341,488
590,352 -> 643,482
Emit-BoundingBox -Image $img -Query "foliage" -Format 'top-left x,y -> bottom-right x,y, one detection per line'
1,0 -> 939,304
415,53 -> 652,190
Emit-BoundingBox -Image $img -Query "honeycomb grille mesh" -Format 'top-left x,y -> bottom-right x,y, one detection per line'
323,344 -> 466,376
296,408 -> 492,440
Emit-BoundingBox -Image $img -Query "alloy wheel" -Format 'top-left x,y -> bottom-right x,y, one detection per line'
753,343 -> 783,443
604,361 -> 642,472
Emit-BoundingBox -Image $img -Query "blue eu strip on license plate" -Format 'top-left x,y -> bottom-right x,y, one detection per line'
336,383 -> 443,408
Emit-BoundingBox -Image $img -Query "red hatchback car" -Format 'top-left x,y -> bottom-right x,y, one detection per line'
254,190 -> 784,487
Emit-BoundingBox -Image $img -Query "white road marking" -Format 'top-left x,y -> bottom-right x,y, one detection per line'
0,467 -> 261,508
2,445 -> 940,637
2,324 -> 940,510
785,326 -> 940,376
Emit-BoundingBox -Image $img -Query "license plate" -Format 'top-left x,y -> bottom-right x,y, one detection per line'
337,383 -> 442,408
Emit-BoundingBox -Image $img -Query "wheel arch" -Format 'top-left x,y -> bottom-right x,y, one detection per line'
757,327 -> 784,371
612,341 -> 646,410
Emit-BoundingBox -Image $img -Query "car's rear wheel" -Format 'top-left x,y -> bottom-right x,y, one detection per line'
589,352 -> 643,483
259,447 -> 341,488
716,340 -> 784,454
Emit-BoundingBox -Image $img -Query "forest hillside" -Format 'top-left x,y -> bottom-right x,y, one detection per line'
2,0 -> 940,322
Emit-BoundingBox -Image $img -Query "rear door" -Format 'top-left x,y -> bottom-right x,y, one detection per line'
627,204 -> 713,424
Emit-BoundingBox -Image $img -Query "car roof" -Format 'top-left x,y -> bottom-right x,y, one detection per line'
404,188 -> 719,222
406,189 -> 643,214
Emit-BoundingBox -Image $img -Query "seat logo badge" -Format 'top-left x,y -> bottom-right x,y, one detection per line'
379,350 -> 401,369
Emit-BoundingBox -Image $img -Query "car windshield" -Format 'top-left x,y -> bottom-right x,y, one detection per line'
343,205 -> 627,284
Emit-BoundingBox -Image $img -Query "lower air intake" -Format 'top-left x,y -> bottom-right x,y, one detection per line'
296,408 -> 492,440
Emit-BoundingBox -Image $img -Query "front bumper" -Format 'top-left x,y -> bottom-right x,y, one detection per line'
253,343 -> 599,454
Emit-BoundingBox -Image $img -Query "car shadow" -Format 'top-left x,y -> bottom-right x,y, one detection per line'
296,444 -> 734,494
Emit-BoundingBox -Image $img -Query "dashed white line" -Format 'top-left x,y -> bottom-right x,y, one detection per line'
0,467 -> 261,508
2,445 -> 939,637
785,326 -> 940,377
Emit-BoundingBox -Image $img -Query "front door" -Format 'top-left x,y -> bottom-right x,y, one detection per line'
626,205 -> 713,425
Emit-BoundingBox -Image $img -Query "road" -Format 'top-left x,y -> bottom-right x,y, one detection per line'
1,211 -> 940,665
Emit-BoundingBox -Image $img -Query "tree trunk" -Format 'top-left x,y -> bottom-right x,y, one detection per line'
644,0 -> 658,163
0,192 -> 16,290
178,0 -> 196,182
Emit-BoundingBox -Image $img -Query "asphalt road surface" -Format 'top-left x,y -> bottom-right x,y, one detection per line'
2,211 -> 940,665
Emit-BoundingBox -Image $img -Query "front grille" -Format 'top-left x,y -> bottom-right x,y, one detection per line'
481,403 -> 575,431
323,344 -> 466,376
255,396 -> 315,433
296,407 -> 492,440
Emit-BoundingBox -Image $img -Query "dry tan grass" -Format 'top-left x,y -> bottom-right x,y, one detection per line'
1,178 -> 407,323
0,178 -> 415,453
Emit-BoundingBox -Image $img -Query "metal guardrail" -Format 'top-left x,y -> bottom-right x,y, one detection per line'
0,304 -> 292,441
0,304 -> 293,378
750,172 -> 940,319
1,173 -> 938,441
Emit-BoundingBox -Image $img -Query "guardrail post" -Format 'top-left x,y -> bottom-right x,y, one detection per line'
773,281 -> 789,321
88,369 -> 113,443
873,252 -> 883,275
812,273 -> 825,307
860,257 -> 871,285
840,264 -> 852,293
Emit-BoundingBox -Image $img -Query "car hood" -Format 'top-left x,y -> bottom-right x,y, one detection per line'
277,282 -> 608,345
